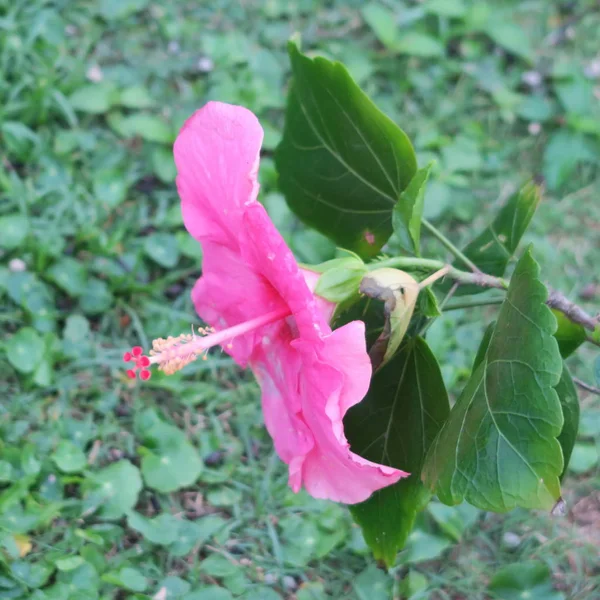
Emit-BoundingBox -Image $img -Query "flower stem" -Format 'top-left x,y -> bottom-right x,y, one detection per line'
421,218 -> 480,272
418,266 -> 450,290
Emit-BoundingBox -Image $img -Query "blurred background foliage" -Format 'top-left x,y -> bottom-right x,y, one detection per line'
0,0 -> 598,598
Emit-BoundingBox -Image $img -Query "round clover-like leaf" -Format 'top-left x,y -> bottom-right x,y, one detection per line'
488,561 -> 565,600
52,441 -> 87,473
0,214 -> 29,250
85,460 -> 142,519
6,327 -> 45,374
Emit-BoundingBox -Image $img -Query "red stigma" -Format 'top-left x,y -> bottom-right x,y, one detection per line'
124,346 -> 152,381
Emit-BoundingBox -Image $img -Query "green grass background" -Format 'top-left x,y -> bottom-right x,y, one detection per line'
0,0 -> 599,598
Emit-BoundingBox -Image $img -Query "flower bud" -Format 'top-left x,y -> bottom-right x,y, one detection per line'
359,268 -> 419,370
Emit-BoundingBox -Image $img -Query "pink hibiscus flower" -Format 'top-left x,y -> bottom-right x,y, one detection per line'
125,102 -> 407,503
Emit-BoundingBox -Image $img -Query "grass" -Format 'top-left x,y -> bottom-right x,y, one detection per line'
0,0 -> 599,598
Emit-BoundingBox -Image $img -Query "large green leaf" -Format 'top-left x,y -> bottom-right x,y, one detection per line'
455,181 -> 541,295
555,365 -> 579,479
423,248 -> 564,511
276,43 -> 417,258
345,338 -> 449,566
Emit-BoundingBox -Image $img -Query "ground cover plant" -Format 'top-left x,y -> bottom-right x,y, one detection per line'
0,1 -> 599,599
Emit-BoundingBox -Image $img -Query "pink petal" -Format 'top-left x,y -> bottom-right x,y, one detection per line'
241,202 -> 330,342
251,333 -> 315,465
174,102 -> 263,250
191,242 -> 286,366
291,324 -> 408,504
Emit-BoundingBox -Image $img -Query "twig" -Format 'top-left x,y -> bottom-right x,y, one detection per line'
572,377 -> 600,396
369,257 -> 598,334
547,287 -> 599,331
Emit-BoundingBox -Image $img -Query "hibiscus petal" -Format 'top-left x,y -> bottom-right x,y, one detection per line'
191,242 -> 286,366
242,202 -> 331,342
251,335 -> 315,466
174,102 -> 263,250
292,324 -> 408,504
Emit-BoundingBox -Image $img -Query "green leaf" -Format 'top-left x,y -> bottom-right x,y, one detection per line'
200,555 -> 238,578
395,32 -> 445,58
472,322 -> 495,371
424,0 -> 466,17
184,588 -> 234,600
242,588 -> 283,600
127,512 -> 180,545
345,338 -> 450,566
555,366 -> 579,479
552,309 -> 586,358
427,502 -> 480,542
488,561 -> 565,600
353,564 -> 392,600
6,327 -> 45,374
397,529 -> 452,565
157,575 -> 191,597
169,516 -> 227,556
93,169 -> 129,209
144,233 -> 180,268
543,130 -> 597,191
484,20 -> 532,62
102,567 -> 148,592
69,83 -> 118,114
55,556 -> 85,571
99,0 -> 149,20
0,214 -> 29,250
418,287 -> 441,318
423,248 -> 564,511
85,460 -> 142,519
456,180 -> 541,295
47,258 -> 88,297
151,146 -> 177,183
393,163 -> 432,255
79,278 -> 113,314
361,4 -> 397,50
52,441 -> 87,473
313,257 -> 366,303
569,443 -> 598,475
118,113 -> 174,143
119,85 -> 154,108
136,410 -> 203,493
276,43 -> 417,258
